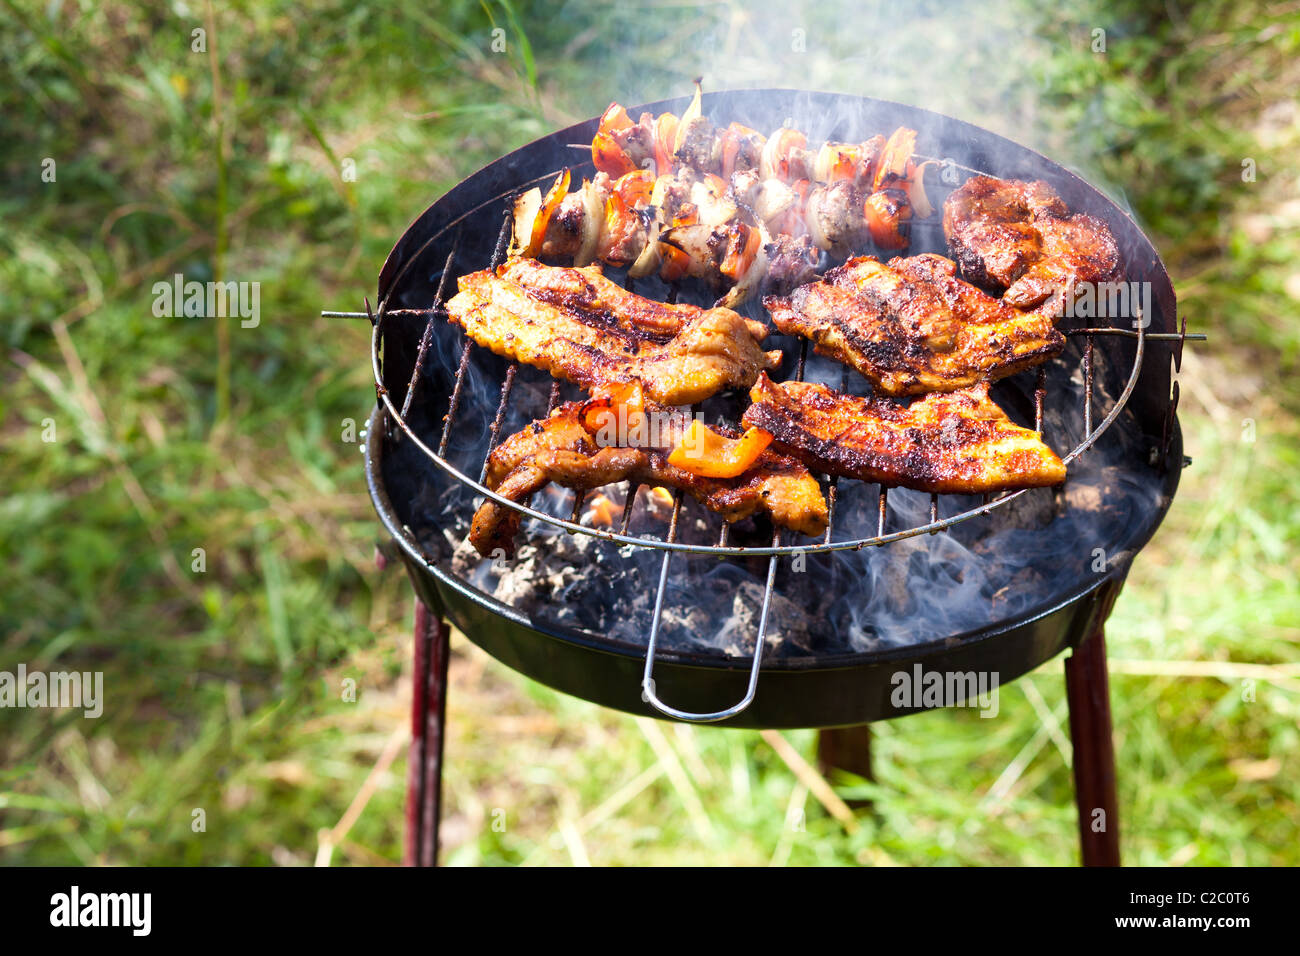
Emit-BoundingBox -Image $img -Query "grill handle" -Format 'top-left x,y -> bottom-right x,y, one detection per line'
640,541 -> 778,723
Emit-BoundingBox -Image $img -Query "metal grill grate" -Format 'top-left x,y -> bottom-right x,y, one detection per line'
334,156 -> 1203,722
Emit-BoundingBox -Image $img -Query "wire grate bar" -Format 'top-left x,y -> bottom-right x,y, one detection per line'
820,365 -> 849,545
1066,328 -> 1204,341
436,211 -> 510,458
437,341 -> 473,457
400,244 -> 459,423
479,365 -> 518,483
1083,334 -> 1095,437
569,489 -> 587,526
620,483 -> 641,535
469,212 -> 521,481
1034,366 -> 1047,435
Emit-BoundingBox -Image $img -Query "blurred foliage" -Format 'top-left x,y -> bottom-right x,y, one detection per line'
0,0 -> 1296,865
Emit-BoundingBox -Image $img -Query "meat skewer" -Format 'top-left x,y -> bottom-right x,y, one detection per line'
764,253 -> 1065,397
590,82 -> 932,208
741,373 -> 1067,495
513,162 -> 927,308
510,86 -> 938,305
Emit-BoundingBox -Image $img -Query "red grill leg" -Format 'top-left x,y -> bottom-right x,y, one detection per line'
817,725 -> 873,809
404,600 -> 450,867
1064,623 -> 1120,866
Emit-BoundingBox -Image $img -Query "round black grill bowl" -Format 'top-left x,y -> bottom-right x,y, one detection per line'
365,90 -> 1184,728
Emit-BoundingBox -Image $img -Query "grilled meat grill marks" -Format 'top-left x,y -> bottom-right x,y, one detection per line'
943,175 -> 1121,315
741,374 -> 1067,495
469,402 -> 830,557
445,259 -> 780,406
447,170 -> 1131,557
763,253 -> 1064,396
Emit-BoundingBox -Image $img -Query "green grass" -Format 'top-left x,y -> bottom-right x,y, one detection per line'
1,0 -> 1297,865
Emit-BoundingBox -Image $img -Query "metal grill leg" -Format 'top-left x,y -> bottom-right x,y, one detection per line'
405,600 -> 451,867
1065,624 -> 1120,867
817,725 -> 873,809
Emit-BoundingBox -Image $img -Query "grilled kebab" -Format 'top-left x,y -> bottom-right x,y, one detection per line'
508,86 -> 936,306
763,253 -> 1064,396
445,258 -> 780,406
742,373 -> 1066,495
943,175 -> 1121,316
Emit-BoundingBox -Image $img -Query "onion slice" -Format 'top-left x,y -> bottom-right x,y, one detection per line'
803,184 -> 831,252
905,159 -> 938,219
761,127 -> 809,181
574,179 -> 604,267
507,187 -> 543,259
672,79 -> 704,154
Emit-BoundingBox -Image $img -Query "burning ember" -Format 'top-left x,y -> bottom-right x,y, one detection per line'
584,493 -> 619,527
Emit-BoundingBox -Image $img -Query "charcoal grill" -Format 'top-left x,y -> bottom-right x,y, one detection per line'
333,89 -> 1201,865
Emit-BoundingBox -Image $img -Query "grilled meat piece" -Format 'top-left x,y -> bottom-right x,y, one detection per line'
762,233 -> 820,296
763,253 -> 1064,396
674,115 -> 720,174
804,180 -> 870,257
943,175 -> 1121,315
446,259 -> 780,405
742,373 -> 1066,494
469,401 -> 829,557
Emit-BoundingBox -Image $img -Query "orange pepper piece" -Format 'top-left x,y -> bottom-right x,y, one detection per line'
526,169 -> 570,255
654,113 -> 680,176
592,131 -> 637,177
580,380 -> 647,440
668,421 -> 773,478
613,169 -> 654,208
719,223 -> 761,282
598,103 -> 634,136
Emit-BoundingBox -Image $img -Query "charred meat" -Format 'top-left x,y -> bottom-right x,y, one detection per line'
470,401 -> 829,557
741,373 -> 1067,495
763,253 -> 1064,396
943,175 -> 1121,315
445,259 -> 780,406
